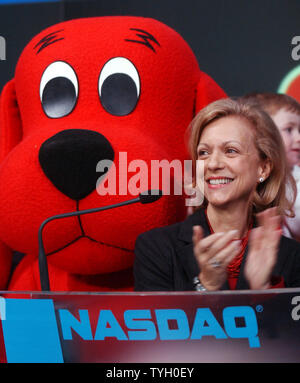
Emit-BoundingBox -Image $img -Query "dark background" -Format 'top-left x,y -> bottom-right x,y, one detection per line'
0,0 -> 300,97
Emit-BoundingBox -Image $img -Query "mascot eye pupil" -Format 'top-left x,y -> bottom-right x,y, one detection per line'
100,73 -> 138,116
39,61 -> 78,119
42,77 -> 77,119
98,57 -> 140,117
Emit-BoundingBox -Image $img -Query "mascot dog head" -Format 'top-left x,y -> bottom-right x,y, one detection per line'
0,17 -> 226,290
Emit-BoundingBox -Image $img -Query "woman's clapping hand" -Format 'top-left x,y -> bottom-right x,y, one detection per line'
244,207 -> 281,290
192,226 -> 241,290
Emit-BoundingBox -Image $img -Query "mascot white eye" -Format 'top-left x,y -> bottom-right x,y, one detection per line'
40,61 -> 79,118
98,57 -> 140,116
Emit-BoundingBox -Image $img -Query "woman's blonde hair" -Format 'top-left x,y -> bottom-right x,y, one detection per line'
187,98 -> 296,217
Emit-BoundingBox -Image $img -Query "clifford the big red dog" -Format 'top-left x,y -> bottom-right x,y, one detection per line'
0,17 -> 226,291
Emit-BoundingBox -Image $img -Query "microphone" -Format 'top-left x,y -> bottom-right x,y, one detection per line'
139,189 -> 163,204
38,190 -> 163,291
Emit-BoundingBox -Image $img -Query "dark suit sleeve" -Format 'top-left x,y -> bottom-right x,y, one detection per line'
134,230 -> 174,291
290,248 -> 300,287
277,237 -> 300,288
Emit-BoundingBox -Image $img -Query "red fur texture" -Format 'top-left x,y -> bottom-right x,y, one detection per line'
0,17 -> 226,291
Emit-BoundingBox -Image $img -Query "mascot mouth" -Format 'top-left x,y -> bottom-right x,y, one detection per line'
46,234 -> 133,257
41,200 -> 134,257
43,234 -> 134,275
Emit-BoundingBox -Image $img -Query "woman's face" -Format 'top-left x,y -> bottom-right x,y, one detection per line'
197,115 -> 266,209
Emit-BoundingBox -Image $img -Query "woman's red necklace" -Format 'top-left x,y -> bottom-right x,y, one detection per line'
204,209 -> 252,278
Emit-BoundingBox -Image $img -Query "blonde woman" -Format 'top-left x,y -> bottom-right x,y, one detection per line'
134,99 -> 300,291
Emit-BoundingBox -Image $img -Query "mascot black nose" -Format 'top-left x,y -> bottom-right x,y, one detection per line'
39,129 -> 114,200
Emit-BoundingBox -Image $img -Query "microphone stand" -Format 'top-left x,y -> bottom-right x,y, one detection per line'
38,191 -> 162,291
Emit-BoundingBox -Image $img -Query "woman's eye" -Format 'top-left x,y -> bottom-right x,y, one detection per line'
284,127 -> 293,134
198,150 -> 209,157
226,148 -> 238,154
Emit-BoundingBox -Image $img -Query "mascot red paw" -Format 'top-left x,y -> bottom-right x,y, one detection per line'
0,16 -> 226,291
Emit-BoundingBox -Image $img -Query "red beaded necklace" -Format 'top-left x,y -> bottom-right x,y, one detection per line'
204,209 -> 252,278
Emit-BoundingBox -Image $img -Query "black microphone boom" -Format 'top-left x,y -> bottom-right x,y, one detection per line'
38,190 -> 163,291
139,189 -> 163,204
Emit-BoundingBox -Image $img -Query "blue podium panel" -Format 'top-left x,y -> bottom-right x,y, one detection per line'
0,289 -> 299,363
2,299 -> 63,363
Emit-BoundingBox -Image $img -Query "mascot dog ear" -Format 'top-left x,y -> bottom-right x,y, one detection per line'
0,79 -> 22,288
195,72 -> 227,113
0,79 -> 22,162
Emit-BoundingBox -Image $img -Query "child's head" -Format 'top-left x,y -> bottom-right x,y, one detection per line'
241,93 -> 300,168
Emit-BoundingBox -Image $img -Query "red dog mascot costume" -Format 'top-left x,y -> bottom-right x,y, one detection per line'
0,17 -> 226,291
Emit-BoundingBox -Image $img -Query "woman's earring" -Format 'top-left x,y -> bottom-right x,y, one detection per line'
259,177 -> 264,183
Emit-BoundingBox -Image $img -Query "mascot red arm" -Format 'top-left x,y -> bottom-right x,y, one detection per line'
0,17 -> 226,291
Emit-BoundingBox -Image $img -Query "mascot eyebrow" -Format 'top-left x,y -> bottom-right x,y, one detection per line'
125,28 -> 160,52
34,29 -> 64,54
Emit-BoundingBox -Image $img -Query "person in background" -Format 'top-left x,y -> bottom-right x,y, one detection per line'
241,93 -> 300,241
134,98 -> 300,292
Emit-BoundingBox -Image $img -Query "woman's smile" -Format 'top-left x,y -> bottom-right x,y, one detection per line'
206,177 -> 234,189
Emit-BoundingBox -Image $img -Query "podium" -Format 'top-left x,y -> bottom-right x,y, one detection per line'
0,288 -> 300,363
